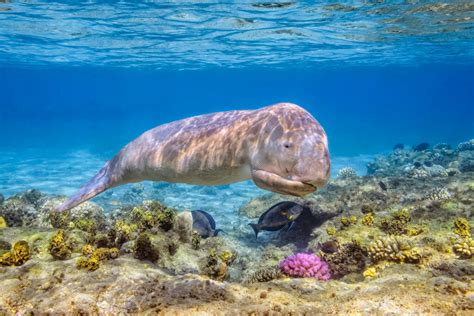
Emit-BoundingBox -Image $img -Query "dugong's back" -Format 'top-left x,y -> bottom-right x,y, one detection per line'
113,109 -> 253,185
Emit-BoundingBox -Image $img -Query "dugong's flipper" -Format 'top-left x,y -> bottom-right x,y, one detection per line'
55,162 -> 113,212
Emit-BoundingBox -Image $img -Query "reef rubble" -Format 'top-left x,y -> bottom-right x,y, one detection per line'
0,139 -> 473,314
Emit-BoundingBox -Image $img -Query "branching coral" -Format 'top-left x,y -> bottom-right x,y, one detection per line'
453,238 -> 474,258
368,236 -> 421,264
48,230 -> 74,260
337,167 -> 357,179
0,240 -> 30,266
424,187 -> 451,201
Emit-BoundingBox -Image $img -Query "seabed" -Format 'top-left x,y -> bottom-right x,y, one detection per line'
1,140 -> 473,315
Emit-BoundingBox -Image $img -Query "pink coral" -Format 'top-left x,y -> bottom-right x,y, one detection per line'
279,253 -> 331,280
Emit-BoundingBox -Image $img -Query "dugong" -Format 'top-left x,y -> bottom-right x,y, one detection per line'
56,103 -> 330,212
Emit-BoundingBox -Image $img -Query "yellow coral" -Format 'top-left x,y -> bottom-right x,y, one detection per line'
219,250 -> 233,264
407,226 -> 423,236
92,247 -> 120,260
378,208 -> 411,235
340,216 -> 351,227
82,244 -> 95,256
453,218 -> 470,238
0,216 -> 7,228
0,240 -> 30,266
326,226 -> 337,236
76,256 -> 100,271
115,219 -> 135,240
362,213 -> 374,226
77,247 -> 120,271
368,236 -> 421,264
48,230 -> 73,260
453,237 -> 474,258
363,267 -> 377,278
341,215 -> 358,227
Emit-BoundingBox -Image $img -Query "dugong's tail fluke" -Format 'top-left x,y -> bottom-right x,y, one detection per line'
55,162 -> 113,212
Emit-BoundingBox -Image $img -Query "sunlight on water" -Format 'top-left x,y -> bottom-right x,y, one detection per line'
0,1 -> 473,68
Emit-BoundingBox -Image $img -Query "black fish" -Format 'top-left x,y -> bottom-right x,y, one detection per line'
413,142 -> 430,151
393,143 -> 404,151
191,210 -> 222,238
248,201 -> 304,239
378,181 -> 387,191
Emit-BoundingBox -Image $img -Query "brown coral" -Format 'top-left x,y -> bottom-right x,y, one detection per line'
321,241 -> 367,279
133,233 -> 159,262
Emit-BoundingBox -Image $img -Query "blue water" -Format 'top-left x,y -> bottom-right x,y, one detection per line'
0,1 -> 473,217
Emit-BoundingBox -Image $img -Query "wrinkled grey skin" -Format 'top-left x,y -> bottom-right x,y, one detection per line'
56,103 -> 330,212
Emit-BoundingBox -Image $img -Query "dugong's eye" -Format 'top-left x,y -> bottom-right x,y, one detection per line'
283,143 -> 292,149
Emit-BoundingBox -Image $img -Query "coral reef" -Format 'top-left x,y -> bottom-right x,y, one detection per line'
340,215 -> 357,227
201,249 -> 230,281
378,208 -> 411,235
0,139 -> 472,314
48,230 -> 74,260
321,242 -> 367,279
453,238 -> 474,259
129,200 -> 177,231
133,233 -> 159,262
244,266 -> 281,283
337,167 -> 357,179
453,217 -> 471,238
368,236 -> 422,264
424,187 -> 451,201
361,213 -> 374,226
457,139 -> 474,151
0,240 -> 30,266
279,253 -> 330,280
76,247 -> 120,271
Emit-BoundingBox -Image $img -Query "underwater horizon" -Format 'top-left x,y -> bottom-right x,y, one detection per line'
0,1 -> 473,315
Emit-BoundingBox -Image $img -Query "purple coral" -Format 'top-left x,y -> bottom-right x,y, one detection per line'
279,253 -> 331,280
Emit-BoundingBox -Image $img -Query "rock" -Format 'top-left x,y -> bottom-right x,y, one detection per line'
458,151 -> 474,172
457,139 -> 474,151
175,211 -> 193,243
0,196 -> 38,227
